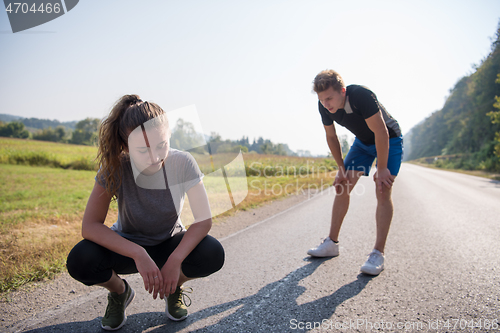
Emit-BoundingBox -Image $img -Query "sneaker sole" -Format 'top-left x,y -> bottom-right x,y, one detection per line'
165,296 -> 188,322
307,250 -> 339,257
102,318 -> 128,331
165,296 -> 188,321
360,265 -> 384,276
101,288 -> 136,331
166,311 -> 188,322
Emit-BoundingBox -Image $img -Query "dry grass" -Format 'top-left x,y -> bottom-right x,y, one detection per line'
0,164 -> 118,293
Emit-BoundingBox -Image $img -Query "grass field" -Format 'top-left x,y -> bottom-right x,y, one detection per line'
0,137 -> 97,170
0,138 -> 336,293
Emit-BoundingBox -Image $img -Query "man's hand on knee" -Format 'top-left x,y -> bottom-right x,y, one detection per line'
373,168 -> 395,193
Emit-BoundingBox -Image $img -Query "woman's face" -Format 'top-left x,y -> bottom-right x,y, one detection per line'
128,123 -> 170,176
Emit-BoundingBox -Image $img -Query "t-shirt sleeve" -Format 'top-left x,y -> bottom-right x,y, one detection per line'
95,168 -> 108,188
94,165 -> 120,190
180,152 -> 204,193
318,101 -> 334,126
350,86 -> 381,119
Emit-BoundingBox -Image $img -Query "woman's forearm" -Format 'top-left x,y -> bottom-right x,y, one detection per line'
167,219 -> 211,265
82,221 -> 148,261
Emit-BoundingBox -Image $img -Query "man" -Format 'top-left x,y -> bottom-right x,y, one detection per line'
307,70 -> 403,276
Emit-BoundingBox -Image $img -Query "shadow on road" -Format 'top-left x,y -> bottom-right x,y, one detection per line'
24,258 -> 374,332
485,178 -> 500,187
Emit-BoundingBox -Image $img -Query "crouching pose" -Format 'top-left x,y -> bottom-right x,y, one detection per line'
67,95 -> 224,330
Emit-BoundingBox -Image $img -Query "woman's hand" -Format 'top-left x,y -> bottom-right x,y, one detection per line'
134,251 -> 163,299
159,257 -> 182,299
154,181 -> 212,300
82,182 -> 165,299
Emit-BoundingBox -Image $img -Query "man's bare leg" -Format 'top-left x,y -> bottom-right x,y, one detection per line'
373,180 -> 395,253
329,170 -> 364,242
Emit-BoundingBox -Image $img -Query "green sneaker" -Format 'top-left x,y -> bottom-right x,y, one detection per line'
101,279 -> 135,331
165,286 -> 192,321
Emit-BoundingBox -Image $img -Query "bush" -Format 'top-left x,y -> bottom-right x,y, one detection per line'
2,149 -> 96,170
68,157 -> 97,171
0,122 -> 30,139
7,151 -> 61,168
33,126 -> 66,143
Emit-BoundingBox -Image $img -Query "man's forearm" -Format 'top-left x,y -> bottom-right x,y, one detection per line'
326,135 -> 345,171
374,133 -> 389,170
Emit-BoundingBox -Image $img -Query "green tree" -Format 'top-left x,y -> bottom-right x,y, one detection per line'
237,145 -> 249,153
170,119 -> 206,153
405,21 -> 500,172
274,143 -> 287,156
70,118 -> 99,145
206,132 -> 223,154
0,121 -> 30,139
217,144 -> 248,153
487,73 -> 500,157
260,142 -> 273,154
33,126 -> 66,142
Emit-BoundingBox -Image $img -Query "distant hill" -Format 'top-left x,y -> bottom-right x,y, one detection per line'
404,22 -> 500,172
0,114 -> 77,130
0,114 -> 23,122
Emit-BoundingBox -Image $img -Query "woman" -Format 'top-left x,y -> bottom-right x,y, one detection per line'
67,95 -> 225,331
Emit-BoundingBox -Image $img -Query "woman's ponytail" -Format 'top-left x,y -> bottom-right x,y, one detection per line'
96,94 -> 141,199
95,94 -> 166,199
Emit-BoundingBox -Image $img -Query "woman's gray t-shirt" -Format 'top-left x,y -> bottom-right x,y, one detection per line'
96,148 -> 203,246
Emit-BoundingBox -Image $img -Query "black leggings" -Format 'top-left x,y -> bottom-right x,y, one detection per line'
66,232 -> 225,286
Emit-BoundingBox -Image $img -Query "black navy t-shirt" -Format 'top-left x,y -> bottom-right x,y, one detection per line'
318,85 -> 401,145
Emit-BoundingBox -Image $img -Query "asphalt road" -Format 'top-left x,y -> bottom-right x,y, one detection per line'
8,164 -> 500,332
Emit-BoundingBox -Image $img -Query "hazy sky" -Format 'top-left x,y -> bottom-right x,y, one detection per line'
1,0 -> 499,155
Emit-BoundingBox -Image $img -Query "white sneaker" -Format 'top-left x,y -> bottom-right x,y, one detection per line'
360,249 -> 384,275
307,237 -> 339,257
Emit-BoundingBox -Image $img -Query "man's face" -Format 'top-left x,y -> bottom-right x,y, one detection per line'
128,124 -> 170,176
317,86 -> 346,114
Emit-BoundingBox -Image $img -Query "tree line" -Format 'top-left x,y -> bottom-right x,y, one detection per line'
404,22 -> 500,172
0,116 -> 304,156
0,117 -> 99,145
154,118 -> 299,156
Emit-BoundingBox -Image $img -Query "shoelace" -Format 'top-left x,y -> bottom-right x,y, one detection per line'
181,287 -> 193,307
172,287 -> 193,307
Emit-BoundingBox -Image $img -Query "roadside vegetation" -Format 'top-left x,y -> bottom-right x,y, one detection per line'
0,138 -> 336,294
408,155 -> 500,181
404,23 -> 500,173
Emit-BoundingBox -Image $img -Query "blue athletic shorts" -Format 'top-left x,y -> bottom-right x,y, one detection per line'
344,135 -> 403,176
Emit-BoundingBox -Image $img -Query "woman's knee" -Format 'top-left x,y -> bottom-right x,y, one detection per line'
66,239 -> 107,285
200,235 -> 225,271
183,235 -> 225,277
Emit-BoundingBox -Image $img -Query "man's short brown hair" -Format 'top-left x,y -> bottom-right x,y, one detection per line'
313,69 -> 345,93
